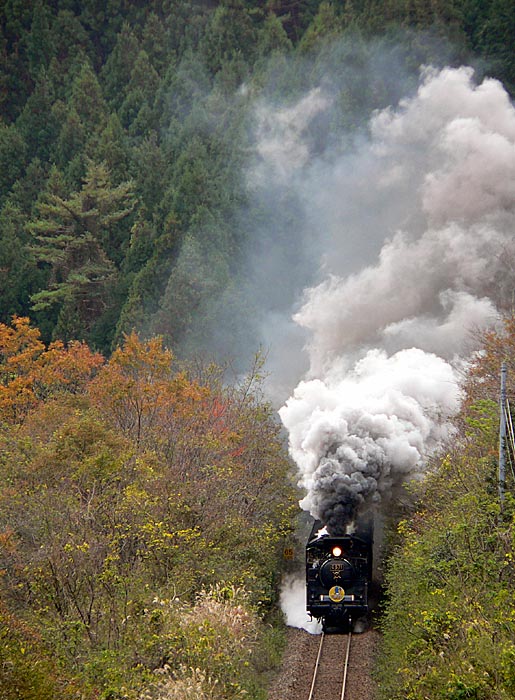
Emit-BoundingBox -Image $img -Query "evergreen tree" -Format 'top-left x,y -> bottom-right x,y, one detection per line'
92,113 -> 130,185
70,61 -> 108,132
118,50 -> 160,134
54,105 -> 86,174
8,158 -> 48,216
26,0 -> 53,80
299,2 -> 344,51
15,69 -> 59,163
131,132 -> 167,212
100,21 -> 140,110
141,12 -> 168,74
0,203 -> 40,322
256,12 -> 293,57
50,10 -> 93,79
480,0 -> 515,91
27,161 -> 136,342
0,124 -> 27,202
202,0 -> 257,76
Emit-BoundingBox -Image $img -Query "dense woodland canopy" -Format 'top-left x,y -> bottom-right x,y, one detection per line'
1,1 -> 515,699
0,0 -> 514,360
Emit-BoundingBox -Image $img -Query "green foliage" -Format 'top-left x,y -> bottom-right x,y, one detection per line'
0,601 -> 84,700
479,0 -> 515,92
1,0 -> 512,353
27,159 -> 135,344
0,123 -> 27,202
26,1 -> 53,79
1,5 -> 514,697
15,70 -> 60,163
378,386 -> 515,699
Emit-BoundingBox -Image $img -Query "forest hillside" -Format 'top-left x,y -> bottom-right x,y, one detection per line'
0,0 -> 514,361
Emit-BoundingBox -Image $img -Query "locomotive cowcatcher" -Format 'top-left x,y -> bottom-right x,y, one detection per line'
306,519 -> 372,629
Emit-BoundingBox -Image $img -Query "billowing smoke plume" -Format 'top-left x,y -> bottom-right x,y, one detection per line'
270,65 -> 515,534
281,348 -> 460,533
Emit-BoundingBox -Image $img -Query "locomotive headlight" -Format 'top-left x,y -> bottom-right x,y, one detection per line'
332,546 -> 342,557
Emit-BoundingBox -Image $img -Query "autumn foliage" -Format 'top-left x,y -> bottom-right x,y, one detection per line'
0,316 -> 103,421
0,317 -> 296,699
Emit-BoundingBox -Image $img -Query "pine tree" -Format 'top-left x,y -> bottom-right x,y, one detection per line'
15,69 -> 59,163
0,123 -> 27,202
202,1 -> 257,76
0,203 -> 40,321
299,2 -> 344,51
54,106 -> 86,173
100,22 -> 140,110
26,0 -> 53,80
27,161 -> 136,341
70,61 -> 108,132
256,12 -> 293,56
118,50 -> 160,134
92,113 -> 130,185
141,12 -> 168,74
480,0 -> 515,91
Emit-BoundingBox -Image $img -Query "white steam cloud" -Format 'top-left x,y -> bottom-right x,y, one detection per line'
280,574 -> 322,634
252,88 -> 331,185
265,65 -> 515,538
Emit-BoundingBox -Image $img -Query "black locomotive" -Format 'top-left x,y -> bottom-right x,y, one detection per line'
306,520 -> 372,629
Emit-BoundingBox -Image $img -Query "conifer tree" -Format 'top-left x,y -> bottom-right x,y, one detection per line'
26,0 -> 53,80
27,161 -> 136,341
92,113 -> 130,185
0,124 -> 27,202
70,62 -> 108,132
54,106 -> 86,174
15,69 -> 59,162
100,22 -> 140,110
256,12 -> 293,56
0,203 -> 39,321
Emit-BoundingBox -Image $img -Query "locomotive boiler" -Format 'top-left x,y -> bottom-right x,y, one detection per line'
306,519 -> 372,630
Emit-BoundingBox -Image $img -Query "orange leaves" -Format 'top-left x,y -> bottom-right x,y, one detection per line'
37,339 -> 104,393
87,331 -> 175,444
465,314 -> 515,407
0,321 -> 296,690
0,316 -> 103,422
0,316 -> 45,375
88,331 -> 208,446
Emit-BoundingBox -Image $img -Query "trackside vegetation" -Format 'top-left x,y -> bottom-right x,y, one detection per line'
378,318 -> 515,700
0,317 -> 297,699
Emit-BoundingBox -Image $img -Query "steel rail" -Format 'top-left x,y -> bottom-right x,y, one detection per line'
340,629 -> 352,700
307,627 -> 353,700
307,631 -> 325,700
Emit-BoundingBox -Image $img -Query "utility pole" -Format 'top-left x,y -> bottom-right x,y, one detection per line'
499,362 -> 507,507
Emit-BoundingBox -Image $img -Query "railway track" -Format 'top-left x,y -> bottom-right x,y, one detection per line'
307,629 -> 352,700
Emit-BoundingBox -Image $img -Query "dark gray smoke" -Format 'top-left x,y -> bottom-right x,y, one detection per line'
313,459 -> 375,535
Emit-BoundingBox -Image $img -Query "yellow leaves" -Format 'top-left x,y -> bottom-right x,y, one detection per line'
110,331 -> 174,376
63,541 -> 90,553
123,483 -> 151,505
0,316 -> 45,367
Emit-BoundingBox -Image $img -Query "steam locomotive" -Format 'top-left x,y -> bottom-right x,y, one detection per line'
306,519 -> 372,630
